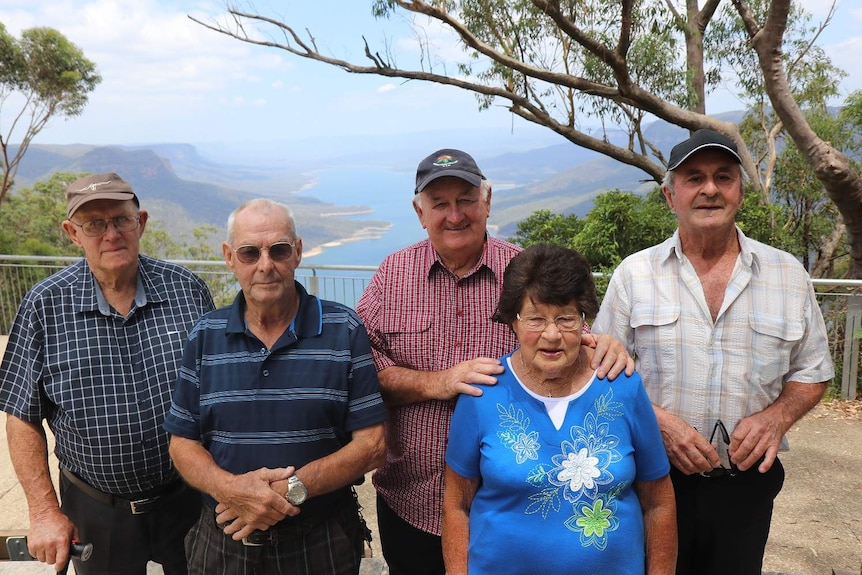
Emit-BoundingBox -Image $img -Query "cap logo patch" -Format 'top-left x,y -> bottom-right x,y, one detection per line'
76,180 -> 114,192
433,155 -> 458,167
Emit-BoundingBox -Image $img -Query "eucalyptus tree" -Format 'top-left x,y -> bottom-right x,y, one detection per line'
191,0 -> 862,276
0,24 -> 100,208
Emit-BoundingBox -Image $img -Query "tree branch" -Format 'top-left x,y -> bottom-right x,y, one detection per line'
733,0 -> 862,276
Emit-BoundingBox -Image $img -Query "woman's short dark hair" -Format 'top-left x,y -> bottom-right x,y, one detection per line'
496,244 -> 599,326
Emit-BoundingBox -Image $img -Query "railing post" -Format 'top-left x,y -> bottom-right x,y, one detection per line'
307,269 -> 320,297
841,295 -> 862,400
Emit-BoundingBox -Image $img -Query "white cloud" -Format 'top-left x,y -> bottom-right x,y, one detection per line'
1,1 -> 291,107
377,84 -> 397,93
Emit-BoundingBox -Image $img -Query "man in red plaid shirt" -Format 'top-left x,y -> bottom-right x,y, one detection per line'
356,148 -> 633,575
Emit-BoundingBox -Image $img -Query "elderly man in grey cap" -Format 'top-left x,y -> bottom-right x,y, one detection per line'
355,149 -> 634,575
0,172 -> 215,574
593,129 -> 834,575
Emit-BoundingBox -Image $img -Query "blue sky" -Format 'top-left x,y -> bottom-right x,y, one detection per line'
1,0 -> 860,147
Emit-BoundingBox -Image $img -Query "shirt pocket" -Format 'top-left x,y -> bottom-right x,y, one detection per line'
630,304 -> 680,385
747,313 -> 804,385
379,310 -> 434,370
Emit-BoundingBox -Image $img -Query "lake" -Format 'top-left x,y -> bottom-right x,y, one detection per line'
297,166 -> 429,266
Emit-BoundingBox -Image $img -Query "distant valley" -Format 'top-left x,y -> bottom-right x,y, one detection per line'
8,114 -> 742,260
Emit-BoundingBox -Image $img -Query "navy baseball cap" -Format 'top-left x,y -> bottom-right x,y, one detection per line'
667,129 -> 742,171
414,149 -> 485,194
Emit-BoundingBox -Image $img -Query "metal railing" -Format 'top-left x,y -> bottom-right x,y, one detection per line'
1,255 -> 859,399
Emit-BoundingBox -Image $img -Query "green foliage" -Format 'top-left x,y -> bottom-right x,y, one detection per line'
0,172 -> 81,256
0,23 -> 101,207
573,188 -> 676,269
509,188 -> 677,299
509,209 -> 583,249
17,27 -> 101,116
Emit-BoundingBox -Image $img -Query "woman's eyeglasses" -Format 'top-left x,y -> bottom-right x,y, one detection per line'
70,215 -> 140,237
516,313 -> 585,332
233,242 -> 295,264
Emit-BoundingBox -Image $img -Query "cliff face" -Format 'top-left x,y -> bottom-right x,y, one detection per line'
8,143 -> 387,255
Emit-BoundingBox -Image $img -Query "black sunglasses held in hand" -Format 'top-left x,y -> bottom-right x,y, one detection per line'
700,419 -> 739,478
234,241 -> 295,264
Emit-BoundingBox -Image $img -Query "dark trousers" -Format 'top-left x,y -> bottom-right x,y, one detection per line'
376,495 -> 444,575
59,471 -> 199,575
186,501 -> 364,575
671,458 -> 785,575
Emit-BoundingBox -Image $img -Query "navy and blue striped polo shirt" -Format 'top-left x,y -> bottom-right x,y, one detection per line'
164,282 -> 387,515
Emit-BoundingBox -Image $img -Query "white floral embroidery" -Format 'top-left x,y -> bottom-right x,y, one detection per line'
556,447 -> 601,491
511,388 -> 627,550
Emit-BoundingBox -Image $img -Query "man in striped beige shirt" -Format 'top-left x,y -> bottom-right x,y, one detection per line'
593,129 -> 834,575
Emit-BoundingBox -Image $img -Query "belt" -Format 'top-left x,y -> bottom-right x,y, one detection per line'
238,510 -> 328,547
210,492 -> 353,547
60,467 -> 185,514
700,467 -> 738,478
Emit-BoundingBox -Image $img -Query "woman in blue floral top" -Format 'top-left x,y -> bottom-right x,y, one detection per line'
443,244 -> 676,575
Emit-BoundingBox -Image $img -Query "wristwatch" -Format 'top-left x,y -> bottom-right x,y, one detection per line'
286,475 -> 308,506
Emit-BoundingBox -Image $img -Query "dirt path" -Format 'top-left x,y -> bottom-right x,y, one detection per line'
761,401 -> 862,575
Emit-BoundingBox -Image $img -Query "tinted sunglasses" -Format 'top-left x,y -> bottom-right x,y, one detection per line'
233,241 -> 295,264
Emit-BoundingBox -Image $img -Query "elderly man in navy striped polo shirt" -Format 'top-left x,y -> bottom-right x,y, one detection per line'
165,198 -> 387,575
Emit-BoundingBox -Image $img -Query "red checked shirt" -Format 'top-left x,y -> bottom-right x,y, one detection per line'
356,236 -> 521,535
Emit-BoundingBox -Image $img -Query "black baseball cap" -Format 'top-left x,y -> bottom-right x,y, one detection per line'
414,149 -> 485,194
667,129 -> 742,171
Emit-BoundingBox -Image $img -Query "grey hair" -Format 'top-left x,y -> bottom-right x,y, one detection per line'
226,198 -> 297,244
412,178 -> 492,209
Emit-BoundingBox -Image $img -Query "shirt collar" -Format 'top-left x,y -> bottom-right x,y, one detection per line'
663,225 -> 755,270
76,256 -> 151,316
93,273 -> 147,316
423,234 -> 498,280
226,281 -> 322,339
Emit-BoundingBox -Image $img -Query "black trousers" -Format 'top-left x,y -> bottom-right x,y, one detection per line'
59,471 -> 199,575
671,458 -> 785,575
376,495 -> 444,575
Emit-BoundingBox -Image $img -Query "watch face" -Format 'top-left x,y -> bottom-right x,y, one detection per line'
288,477 -> 308,505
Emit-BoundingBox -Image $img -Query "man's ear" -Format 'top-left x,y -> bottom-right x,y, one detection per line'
137,210 -> 149,235
62,220 -> 84,248
662,186 -> 675,210
222,242 -> 234,266
413,196 -> 426,229
294,238 -> 303,266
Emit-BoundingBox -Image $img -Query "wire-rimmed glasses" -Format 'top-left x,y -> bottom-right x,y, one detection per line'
69,215 -> 140,237
516,313 -> 585,332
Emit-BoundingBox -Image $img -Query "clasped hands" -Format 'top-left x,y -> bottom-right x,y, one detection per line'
214,466 -> 302,540
661,410 -> 786,475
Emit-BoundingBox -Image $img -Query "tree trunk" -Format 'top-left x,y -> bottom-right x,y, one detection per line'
736,0 -> 862,277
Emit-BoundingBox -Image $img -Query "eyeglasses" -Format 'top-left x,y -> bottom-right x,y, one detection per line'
700,419 -> 739,478
233,241 -> 295,264
70,215 -> 140,237
516,313 -> 585,332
